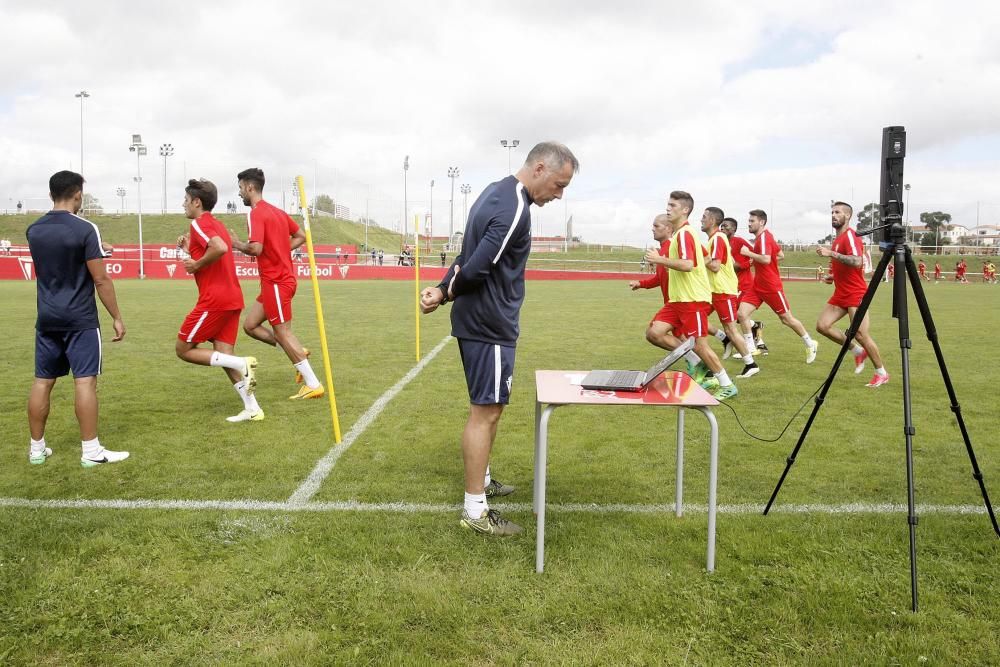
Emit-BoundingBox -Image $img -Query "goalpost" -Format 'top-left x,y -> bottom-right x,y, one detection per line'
295,176 -> 343,443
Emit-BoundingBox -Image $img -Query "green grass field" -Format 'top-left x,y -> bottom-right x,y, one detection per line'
1,277 -> 999,664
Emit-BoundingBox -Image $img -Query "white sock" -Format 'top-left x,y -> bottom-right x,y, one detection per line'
714,330 -> 727,341
875,367 -> 887,376
743,333 -> 755,350
294,359 -> 321,388
82,437 -> 102,459
211,351 -> 249,373
716,369 -> 733,386
748,319 -> 756,328
484,465 -> 492,487
233,380 -> 261,412
802,334 -> 814,346
464,492 -> 487,518
852,345 -> 864,356
30,437 -> 47,454
684,351 -> 701,365
742,353 -> 755,364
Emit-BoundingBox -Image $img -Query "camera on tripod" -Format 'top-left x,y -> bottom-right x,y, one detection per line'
879,126 -> 907,245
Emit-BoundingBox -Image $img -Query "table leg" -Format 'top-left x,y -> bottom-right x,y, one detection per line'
698,407 -> 719,573
535,404 -> 558,574
676,407 -> 685,517
533,399 -> 542,514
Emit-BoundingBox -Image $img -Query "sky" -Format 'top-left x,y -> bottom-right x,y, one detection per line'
2,0 -> 1000,246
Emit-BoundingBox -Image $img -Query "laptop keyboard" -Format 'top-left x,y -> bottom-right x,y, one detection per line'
607,370 -> 642,385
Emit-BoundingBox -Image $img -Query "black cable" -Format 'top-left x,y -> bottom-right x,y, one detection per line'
712,379 -> 825,443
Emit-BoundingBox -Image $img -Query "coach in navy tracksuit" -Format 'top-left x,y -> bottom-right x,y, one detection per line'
420,141 -> 578,537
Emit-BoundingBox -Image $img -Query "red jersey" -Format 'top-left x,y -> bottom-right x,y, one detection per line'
637,239 -> 670,304
934,264 -> 942,277
729,236 -> 754,293
751,228 -> 783,292
189,213 -> 243,311
829,227 -> 867,302
247,200 -> 300,284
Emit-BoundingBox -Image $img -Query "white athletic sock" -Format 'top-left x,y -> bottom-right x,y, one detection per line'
81,437 -> 102,459
294,359 -> 321,389
743,333 -> 755,350
801,334 -> 815,346
464,492 -> 487,518
210,351 -> 249,373
875,367 -> 887,376
30,437 -> 47,455
684,351 -> 701,365
716,370 -> 733,386
748,319 -> 756,328
714,330 -> 727,341
484,465 -> 492,487
852,345 -> 865,356
233,380 -> 261,412
742,353 -> 755,364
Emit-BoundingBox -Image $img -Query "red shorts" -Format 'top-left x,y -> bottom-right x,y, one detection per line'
178,309 -> 241,345
257,280 -> 297,325
650,303 -> 678,327
740,288 -> 791,315
828,288 -> 865,309
672,302 -> 711,338
711,293 -> 739,324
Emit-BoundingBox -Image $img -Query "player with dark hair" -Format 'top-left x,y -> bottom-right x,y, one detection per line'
176,179 -> 262,421
721,217 -> 765,356
420,141 -> 578,537
25,171 -> 129,467
736,209 -> 818,363
815,201 -> 889,387
230,168 -> 323,400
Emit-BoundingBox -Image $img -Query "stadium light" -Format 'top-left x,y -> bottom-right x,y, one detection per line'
115,186 -> 126,214
500,139 -> 519,175
460,183 -> 471,246
429,178 -> 434,240
129,134 -> 147,279
447,167 -> 459,241
159,143 -> 174,213
403,155 -> 409,244
74,90 -> 89,173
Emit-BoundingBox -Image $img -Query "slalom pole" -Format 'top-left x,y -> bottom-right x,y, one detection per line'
414,214 -> 421,361
295,176 -> 343,443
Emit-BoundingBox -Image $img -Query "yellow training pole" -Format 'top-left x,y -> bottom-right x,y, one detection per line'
295,176 -> 343,443
414,214 -> 421,362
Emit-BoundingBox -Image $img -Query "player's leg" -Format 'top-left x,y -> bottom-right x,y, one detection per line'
737,297 -> 763,355
27,377 -> 56,464
815,303 -> 848,344
177,311 -> 257,393
275,322 -> 324,398
769,291 -> 818,363
849,307 -> 889,386
685,306 -> 736,398
242,299 -> 276,346
214,339 -> 265,423
645,320 -> 682,351
66,329 -> 129,467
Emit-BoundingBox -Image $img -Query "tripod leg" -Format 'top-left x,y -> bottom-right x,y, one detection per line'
763,247 -> 894,514
904,252 -> 1000,538
895,248 -> 919,612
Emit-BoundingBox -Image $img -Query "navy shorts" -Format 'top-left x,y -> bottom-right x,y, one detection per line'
458,339 -> 515,405
35,328 -> 102,379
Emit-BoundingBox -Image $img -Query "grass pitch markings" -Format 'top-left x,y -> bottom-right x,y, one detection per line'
286,334 -> 454,505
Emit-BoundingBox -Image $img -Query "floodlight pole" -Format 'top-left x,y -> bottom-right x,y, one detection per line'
129,135 -> 147,279
447,166 -> 459,242
403,155 -> 409,245
159,143 -> 174,213
429,178 -> 434,242
500,139 -> 519,175
74,90 -> 89,173
116,186 -> 126,214
460,183 -> 471,250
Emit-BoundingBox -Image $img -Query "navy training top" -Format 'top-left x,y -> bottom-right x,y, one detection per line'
26,210 -> 107,331
437,176 -> 533,346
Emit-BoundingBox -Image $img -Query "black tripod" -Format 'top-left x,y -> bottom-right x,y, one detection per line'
762,128 -> 999,612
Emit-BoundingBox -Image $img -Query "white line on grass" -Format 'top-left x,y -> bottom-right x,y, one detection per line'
0,496 -> 989,516
286,334 -> 454,506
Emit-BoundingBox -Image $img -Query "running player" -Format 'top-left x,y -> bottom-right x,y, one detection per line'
230,168 -> 324,400
700,207 -> 759,378
659,191 -> 737,400
934,261 -> 942,281
736,209 -> 818,363
918,259 -> 929,281
721,218 -> 765,355
175,179 -> 262,422
815,202 -> 889,387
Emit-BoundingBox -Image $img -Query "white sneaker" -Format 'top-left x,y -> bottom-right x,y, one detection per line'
81,448 -> 130,468
29,447 -> 53,465
805,340 -> 819,364
226,408 -> 265,423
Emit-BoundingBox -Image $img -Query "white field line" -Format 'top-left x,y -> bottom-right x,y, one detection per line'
286,334 -> 453,505
0,497 -> 989,516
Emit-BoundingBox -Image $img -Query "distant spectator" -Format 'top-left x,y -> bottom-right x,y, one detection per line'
370,248 -> 377,265
440,249 -> 447,267
17,200 -> 23,213
377,249 -> 384,266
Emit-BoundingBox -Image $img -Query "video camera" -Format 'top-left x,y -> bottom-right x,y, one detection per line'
878,125 -> 907,244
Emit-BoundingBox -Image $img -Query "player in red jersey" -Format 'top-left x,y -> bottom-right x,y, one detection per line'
736,210 -> 818,363
721,217 -> 765,355
815,202 -> 888,387
175,179 -> 263,421
230,168 -> 324,400
917,260 -> 929,281
933,261 -> 942,281
956,259 -> 968,283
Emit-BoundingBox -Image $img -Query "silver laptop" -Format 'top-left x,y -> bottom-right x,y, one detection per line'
581,338 -> 695,392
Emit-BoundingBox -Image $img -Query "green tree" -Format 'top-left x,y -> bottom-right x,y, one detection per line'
856,203 -> 880,233
314,194 -> 335,214
919,211 -> 952,254
82,193 -> 103,214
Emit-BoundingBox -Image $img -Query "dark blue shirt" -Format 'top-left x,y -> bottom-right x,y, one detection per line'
26,210 -> 107,331
438,176 -> 533,346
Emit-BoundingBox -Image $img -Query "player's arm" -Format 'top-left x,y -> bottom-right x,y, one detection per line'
661,230 -> 696,272
184,236 -> 227,274
449,207 -> 522,298
706,237 -> 723,273
230,233 -> 262,257
741,245 -> 770,264
827,250 -> 863,268
87,258 -> 126,342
